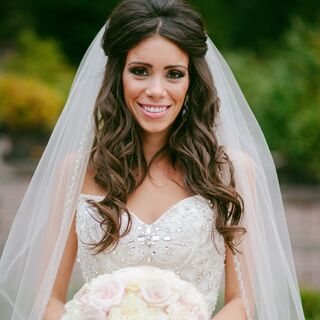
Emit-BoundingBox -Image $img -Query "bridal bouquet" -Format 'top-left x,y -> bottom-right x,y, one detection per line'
61,266 -> 209,320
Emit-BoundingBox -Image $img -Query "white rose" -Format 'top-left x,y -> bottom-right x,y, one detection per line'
73,282 -> 90,303
146,307 -> 170,320
61,300 -> 82,320
167,302 -> 197,320
87,275 -> 125,312
179,287 -> 208,315
72,291 -> 90,306
108,291 -> 148,320
141,278 -> 178,308
195,310 -> 209,320
78,306 -> 107,320
114,267 -> 146,291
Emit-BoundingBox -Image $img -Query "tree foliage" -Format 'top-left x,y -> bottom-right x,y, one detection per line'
0,30 -> 73,136
2,29 -> 74,95
0,74 -> 63,136
0,0 -> 319,62
226,18 -> 320,183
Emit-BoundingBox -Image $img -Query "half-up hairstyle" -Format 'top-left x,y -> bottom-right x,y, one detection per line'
87,0 -> 245,255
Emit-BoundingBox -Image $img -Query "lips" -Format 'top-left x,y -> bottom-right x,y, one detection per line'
138,103 -> 171,110
137,102 -> 171,118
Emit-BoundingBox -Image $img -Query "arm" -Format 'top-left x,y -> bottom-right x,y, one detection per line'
212,246 -> 247,320
44,214 -> 78,320
44,160 -> 100,319
212,147 -> 256,319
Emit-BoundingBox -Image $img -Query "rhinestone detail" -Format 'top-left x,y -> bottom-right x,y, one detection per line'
76,194 -> 225,317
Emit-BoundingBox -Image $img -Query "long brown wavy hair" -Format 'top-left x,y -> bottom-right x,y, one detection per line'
87,0 -> 245,255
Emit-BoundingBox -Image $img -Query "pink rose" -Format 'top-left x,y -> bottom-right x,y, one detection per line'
196,311 -> 208,320
78,306 -> 106,320
141,279 -> 178,307
179,287 -> 208,316
87,275 -> 125,312
168,301 -> 208,320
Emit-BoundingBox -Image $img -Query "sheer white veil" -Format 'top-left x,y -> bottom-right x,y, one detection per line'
0,21 -> 305,320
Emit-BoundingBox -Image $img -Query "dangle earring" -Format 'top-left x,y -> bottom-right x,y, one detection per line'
182,94 -> 189,117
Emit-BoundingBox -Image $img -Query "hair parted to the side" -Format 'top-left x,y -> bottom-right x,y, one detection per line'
87,0 -> 245,255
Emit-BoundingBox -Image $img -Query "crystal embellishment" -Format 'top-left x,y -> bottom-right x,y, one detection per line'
76,194 -> 226,318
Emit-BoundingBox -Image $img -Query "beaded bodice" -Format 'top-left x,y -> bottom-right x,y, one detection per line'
76,193 -> 226,316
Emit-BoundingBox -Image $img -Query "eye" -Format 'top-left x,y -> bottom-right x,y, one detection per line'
167,70 -> 185,79
129,66 -> 148,76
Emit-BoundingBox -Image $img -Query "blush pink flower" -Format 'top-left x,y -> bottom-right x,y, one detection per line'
87,275 -> 125,312
141,279 -> 178,307
62,266 -> 209,320
78,306 -> 106,320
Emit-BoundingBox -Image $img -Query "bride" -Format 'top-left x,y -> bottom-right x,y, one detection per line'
0,0 -> 305,319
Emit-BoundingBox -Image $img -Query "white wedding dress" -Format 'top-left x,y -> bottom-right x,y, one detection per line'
76,193 -> 226,317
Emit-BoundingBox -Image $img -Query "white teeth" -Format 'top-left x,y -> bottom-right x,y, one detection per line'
141,105 -> 168,113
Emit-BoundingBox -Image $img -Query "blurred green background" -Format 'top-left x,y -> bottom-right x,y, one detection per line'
0,0 -> 319,317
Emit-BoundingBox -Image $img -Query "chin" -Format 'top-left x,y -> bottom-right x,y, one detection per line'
140,123 -> 170,135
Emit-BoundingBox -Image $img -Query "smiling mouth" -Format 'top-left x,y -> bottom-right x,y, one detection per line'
138,103 -> 171,113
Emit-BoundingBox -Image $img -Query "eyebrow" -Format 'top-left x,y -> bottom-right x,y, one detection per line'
128,61 -> 188,70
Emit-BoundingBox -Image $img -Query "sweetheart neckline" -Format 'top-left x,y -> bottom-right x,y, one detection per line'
79,193 -> 208,226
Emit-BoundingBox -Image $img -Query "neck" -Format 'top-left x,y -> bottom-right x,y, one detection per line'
142,131 -> 168,162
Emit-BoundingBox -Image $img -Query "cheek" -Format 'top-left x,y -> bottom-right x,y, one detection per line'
122,76 -> 143,106
122,74 -> 131,104
175,80 -> 189,103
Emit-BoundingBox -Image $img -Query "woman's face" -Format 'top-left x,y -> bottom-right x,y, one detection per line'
122,34 -> 189,137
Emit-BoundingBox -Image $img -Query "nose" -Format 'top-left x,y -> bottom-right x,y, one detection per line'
145,77 -> 166,98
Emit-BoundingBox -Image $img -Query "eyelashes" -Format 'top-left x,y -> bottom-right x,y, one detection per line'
129,67 -> 148,77
128,66 -> 186,79
168,70 -> 186,79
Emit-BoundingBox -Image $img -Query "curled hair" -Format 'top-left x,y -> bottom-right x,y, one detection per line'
88,0 -> 245,255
